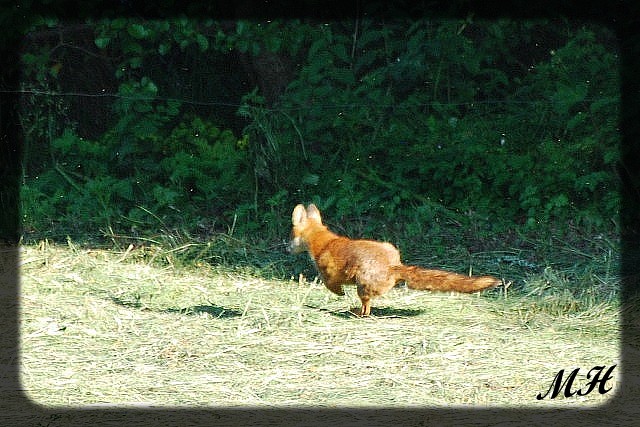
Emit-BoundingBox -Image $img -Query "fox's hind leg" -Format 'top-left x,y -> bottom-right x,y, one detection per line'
355,275 -> 397,316
323,277 -> 346,296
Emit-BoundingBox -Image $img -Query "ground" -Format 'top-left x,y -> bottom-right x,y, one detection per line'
6,242 -> 637,425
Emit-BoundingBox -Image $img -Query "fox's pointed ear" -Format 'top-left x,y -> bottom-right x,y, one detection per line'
306,204 -> 322,222
292,204 -> 307,225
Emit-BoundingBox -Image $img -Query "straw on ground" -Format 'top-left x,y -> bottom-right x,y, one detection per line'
20,241 -> 620,407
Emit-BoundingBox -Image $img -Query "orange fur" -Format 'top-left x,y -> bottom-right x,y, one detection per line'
290,204 -> 500,316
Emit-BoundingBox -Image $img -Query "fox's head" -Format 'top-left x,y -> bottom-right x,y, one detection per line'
289,203 -> 322,254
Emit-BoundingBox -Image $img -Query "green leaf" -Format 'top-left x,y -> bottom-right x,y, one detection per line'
265,36 -> 282,52
111,18 -> 127,30
114,180 -> 134,201
552,82 -> 588,115
251,42 -> 261,56
129,56 -> 143,69
133,102 -> 152,113
302,174 -> 319,186
148,82 -> 158,95
334,44 -> 350,63
141,78 -> 158,95
128,23 -> 148,39
124,42 -> 143,55
354,50 -> 378,73
566,111 -> 587,130
165,100 -> 181,116
236,20 -> 246,35
196,34 -> 209,51
158,43 -> 170,55
545,194 -> 569,211
21,53 -> 39,65
237,40 -> 249,53
94,36 -> 111,49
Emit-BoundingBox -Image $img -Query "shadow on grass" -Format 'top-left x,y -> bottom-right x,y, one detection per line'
304,304 -> 425,319
165,305 -> 243,319
108,295 -> 242,319
108,295 -> 145,310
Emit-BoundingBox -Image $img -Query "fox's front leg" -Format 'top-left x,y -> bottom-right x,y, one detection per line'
359,298 -> 371,316
357,285 -> 371,316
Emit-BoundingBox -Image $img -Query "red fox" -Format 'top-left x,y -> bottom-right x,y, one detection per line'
290,204 -> 500,316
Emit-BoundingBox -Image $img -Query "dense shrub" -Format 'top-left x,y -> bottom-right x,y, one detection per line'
19,17 -> 620,245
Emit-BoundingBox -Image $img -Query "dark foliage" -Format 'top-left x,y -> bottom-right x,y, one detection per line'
16,16 -> 621,255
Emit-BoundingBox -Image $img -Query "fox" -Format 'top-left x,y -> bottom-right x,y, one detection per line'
290,203 -> 501,316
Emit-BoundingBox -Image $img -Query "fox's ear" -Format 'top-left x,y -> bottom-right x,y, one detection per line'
292,204 -> 307,225
306,204 -> 322,222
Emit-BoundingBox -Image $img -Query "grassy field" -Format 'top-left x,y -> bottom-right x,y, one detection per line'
19,240 -> 621,410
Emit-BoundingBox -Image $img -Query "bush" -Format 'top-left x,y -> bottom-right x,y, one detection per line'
19,18 -> 620,249
22,114 -> 250,239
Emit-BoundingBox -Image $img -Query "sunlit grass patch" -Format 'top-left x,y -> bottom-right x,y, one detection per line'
19,241 -> 620,408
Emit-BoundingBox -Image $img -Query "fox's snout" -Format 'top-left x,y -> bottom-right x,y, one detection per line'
288,235 -> 306,254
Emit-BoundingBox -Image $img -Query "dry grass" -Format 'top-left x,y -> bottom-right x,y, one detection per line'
19,241 -> 620,409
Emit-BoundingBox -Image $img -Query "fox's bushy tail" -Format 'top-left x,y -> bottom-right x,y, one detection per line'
389,265 -> 500,293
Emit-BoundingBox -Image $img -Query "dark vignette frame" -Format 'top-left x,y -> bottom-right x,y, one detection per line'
1,0 -> 638,425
